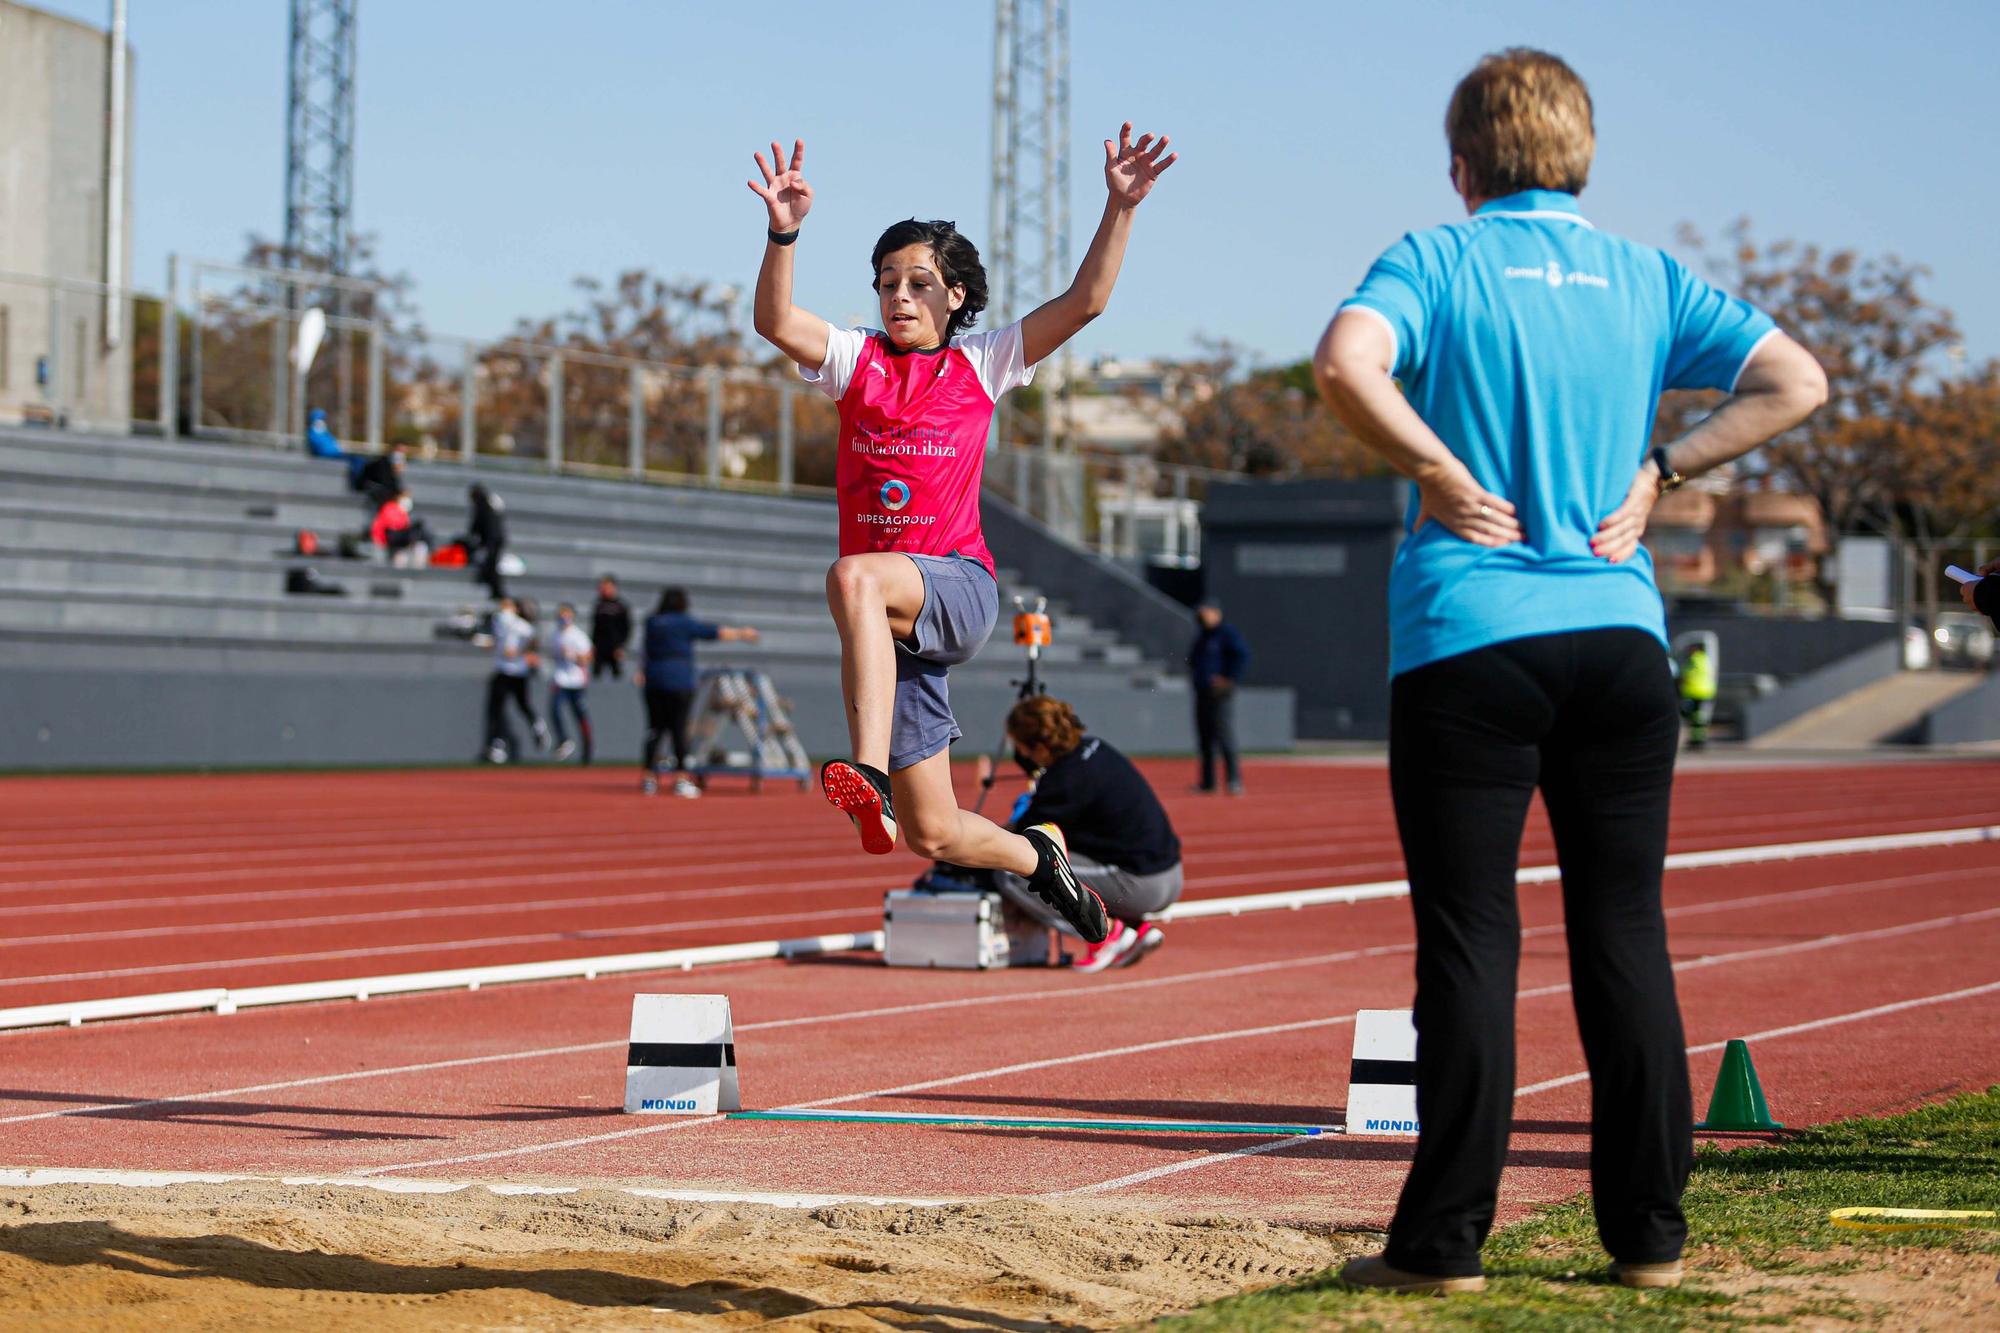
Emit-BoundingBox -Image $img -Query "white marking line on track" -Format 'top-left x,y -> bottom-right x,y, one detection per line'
344,902 -> 2000,1177
5,859 -> 1987,1129
0,948 -> 1412,1128
0,906 -> 878,989
1044,1137 -> 1308,1198
13,822 -> 1998,996
1514,978 -> 2000,1097
0,1167 -> 967,1210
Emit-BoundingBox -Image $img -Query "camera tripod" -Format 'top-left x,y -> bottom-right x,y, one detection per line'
970,594 -> 1052,817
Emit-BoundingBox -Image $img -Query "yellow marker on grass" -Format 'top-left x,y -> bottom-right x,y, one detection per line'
1828,1207 -> 1998,1232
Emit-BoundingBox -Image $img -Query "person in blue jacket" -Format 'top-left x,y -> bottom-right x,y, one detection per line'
635,587 -> 760,797
304,408 -> 344,460
1187,601 -> 1249,794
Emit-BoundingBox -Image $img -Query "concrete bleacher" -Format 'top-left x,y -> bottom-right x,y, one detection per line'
0,428 -> 1293,769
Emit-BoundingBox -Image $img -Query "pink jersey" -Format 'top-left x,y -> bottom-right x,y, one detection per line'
804,322 -> 1036,578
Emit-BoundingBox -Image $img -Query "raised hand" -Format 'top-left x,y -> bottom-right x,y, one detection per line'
747,139 -> 813,232
1103,122 -> 1177,208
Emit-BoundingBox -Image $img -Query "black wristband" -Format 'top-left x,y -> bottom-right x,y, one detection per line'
767,228 -> 799,247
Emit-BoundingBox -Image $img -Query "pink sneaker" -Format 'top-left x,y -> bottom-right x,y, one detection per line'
1116,923 -> 1165,968
1071,920 -> 1140,974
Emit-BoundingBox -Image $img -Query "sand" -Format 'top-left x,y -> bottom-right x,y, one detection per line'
0,1179 -> 1365,1331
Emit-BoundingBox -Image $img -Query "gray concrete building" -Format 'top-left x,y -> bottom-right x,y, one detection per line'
0,0 -> 136,432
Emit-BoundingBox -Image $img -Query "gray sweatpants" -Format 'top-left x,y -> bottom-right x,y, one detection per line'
996,853 -> 1184,938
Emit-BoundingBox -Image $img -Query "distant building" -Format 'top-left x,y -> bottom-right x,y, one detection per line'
1646,474 -> 1825,593
1044,357 -> 1202,565
0,0 -> 137,431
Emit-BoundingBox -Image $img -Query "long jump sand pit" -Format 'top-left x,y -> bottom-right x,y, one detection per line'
0,1178 -> 1361,1330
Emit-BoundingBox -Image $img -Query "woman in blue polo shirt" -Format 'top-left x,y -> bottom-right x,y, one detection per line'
1314,49 -> 1826,1295
635,587 -> 760,797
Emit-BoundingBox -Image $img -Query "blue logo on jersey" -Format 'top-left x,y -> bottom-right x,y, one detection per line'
880,480 -> 912,512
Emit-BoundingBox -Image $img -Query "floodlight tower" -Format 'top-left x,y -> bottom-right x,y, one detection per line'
284,0 -> 357,431
989,0 -> 1070,460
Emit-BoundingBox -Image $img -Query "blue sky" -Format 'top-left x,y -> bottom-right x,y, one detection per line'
37,0 -> 2000,367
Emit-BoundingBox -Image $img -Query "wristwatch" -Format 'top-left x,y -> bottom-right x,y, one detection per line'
1651,447 -> 1685,497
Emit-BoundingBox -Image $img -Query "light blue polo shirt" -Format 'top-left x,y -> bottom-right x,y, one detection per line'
1340,190 -> 1778,677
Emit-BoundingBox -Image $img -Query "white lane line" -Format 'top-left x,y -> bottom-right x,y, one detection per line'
0,946 -> 1415,1128
6,862 -> 1988,1126
1514,978 -> 2000,1097
1044,1137 -> 1309,1198
351,903 -> 2000,1178
1041,909 -> 2000,1198
0,906 -> 878,989
780,1017 -> 1361,1111
0,1167 -> 968,1209
16,822 -> 1998,996
0,895 -> 891,948
351,1117 -> 726,1176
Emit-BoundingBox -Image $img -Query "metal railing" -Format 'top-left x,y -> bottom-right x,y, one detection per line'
1,261 -> 1213,555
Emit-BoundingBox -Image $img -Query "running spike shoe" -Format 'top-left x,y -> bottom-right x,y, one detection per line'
1117,923 -> 1166,969
1022,824 -> 1110,943
821,759 -> 898,855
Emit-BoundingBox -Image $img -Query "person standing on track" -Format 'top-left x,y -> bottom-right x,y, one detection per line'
1187,601 -> 1249,795
636,587 -> 759,797
484,595 -> 550,763
545,603 -> 595,763
1313,48 -> 1826,1294
591,575 -> 634,680
745,126 -> 1177,945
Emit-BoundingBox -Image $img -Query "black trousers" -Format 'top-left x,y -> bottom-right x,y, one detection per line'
1194,687 -> 1240,788
1384,627 -> 1688,1276
643,687 -> 696,772
474,544 -> 506,600
484,672 -> 539,752
592,648 -> 624,679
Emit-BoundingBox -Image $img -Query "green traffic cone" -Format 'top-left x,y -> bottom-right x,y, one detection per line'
1696,1039 -> 1784,1131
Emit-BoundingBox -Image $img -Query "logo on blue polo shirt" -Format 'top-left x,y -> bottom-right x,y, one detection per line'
880,479 -> 912,512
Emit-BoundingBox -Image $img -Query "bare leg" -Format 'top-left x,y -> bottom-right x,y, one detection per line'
825,553 -> 926,770
891,749 -> 1038,876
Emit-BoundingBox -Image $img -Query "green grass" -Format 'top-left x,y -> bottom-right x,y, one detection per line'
1154,1086 -> 2000,1331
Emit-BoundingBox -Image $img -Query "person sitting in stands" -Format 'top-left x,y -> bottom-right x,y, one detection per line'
370,489 -> 434,566
304,408 -> 345,460
350,443 -> 407,511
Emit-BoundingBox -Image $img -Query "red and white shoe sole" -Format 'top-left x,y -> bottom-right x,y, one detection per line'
821,761 -> 898,855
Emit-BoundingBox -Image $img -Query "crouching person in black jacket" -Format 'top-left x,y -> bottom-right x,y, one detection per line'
985,695 -> 1183,973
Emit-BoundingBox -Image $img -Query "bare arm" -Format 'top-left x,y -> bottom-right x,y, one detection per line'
1020,124 -> 1177,368
1313,309 -> 1524,546
1591,332 -> 1828,562
747,139 -> 831,370
719,626 -> 760,643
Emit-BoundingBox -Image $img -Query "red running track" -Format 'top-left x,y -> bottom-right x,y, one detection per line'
2,757 -> 1996,1009
1,756 -> 1997,1222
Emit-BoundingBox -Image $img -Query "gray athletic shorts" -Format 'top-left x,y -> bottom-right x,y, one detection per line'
890,554 -> 999,771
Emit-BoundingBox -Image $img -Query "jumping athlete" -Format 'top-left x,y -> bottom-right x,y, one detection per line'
747,126 -> 1176,944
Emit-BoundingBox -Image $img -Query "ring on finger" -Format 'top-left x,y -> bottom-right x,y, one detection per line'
1478,504 -> 1490,519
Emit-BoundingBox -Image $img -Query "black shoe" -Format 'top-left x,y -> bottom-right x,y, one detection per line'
821,759 -> 898,854
1022,824 -> 1109,943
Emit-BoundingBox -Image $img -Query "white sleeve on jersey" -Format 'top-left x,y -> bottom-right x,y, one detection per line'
954,320 -> 1037,402
800,326 -> 870,400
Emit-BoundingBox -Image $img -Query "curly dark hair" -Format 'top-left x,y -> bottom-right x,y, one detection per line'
870,219 -> 988,340
1006,695 -> 1085,762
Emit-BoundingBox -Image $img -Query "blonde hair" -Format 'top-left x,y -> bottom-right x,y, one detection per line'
1007,695 -> 1084,761
1445,48 -> 1594,200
